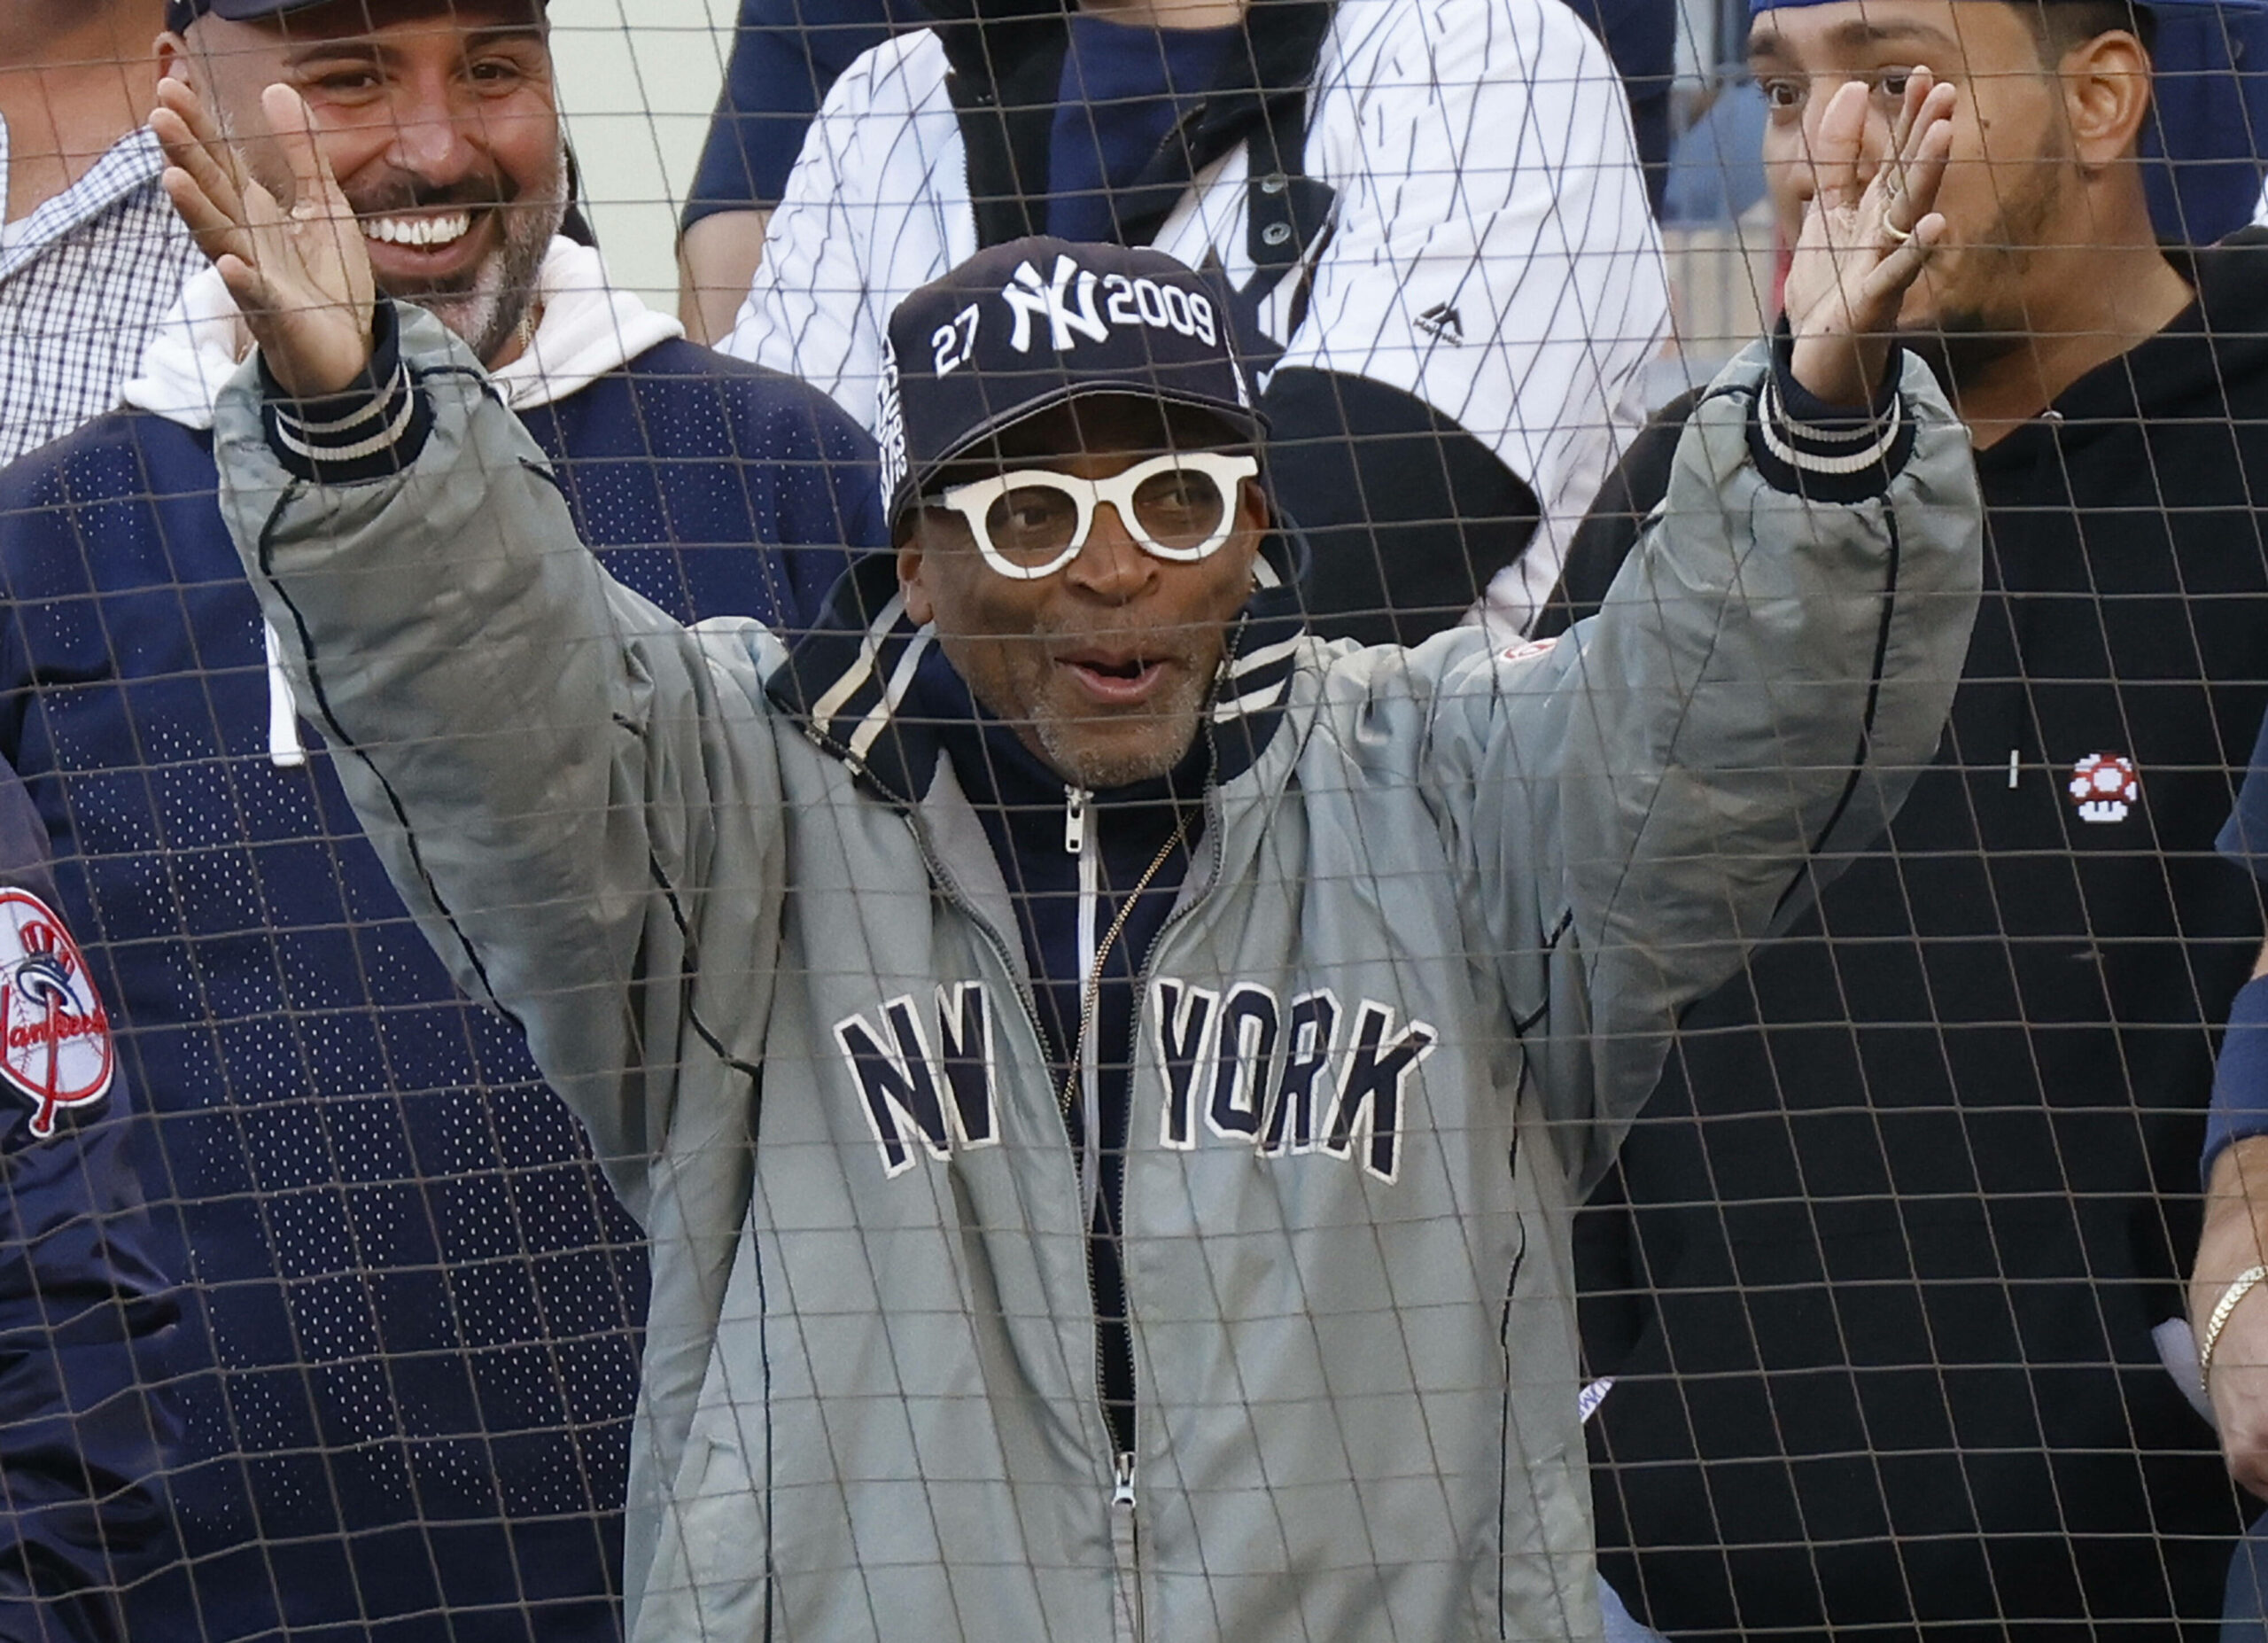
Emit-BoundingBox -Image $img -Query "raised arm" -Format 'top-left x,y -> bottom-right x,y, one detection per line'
1418,73 -> 1978,1190
2193,715 -> 2268,1491
2195,941 -> 2268,1497
156,78 -> 789,1219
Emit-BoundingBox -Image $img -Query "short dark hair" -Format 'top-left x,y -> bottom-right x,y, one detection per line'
2016,0 -> 2157,62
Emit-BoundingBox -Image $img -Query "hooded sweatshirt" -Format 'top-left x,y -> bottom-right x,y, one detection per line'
0,238 -> 886,1643
1554,229 -> 2268,1639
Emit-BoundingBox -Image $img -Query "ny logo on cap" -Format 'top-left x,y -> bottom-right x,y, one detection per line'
999,253 -> 1226,359
1002,256 -> 1110,354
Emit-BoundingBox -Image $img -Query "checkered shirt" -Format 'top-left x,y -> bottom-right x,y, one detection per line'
0,124 -> 203,467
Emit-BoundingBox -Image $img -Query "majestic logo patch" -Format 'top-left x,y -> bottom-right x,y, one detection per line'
1415,302 -> 1465,347
0,889 -> 113,1139
2067,751 -> 2140,824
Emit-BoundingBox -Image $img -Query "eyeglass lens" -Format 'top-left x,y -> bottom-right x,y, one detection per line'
983,468 -> 1230,564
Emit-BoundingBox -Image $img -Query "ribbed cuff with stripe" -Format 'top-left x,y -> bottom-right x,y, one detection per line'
1746,324 -> 1916,504
258,300 -> 431,484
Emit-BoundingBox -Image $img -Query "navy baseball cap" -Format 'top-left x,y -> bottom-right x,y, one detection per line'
877,237 -> 1264,528
165,0 -> 547,33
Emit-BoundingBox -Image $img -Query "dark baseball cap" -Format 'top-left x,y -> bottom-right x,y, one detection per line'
878,236 -> 1265,527
165,0 -> 547,33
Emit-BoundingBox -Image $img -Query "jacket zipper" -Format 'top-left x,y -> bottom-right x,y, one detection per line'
1060,783 -> 1115,1446
1099,764 -> 1229,1643
870,714 -> 1241,1639
897,796 -> 1141,1622
1111,1448 -> 1143,1640
1065,785 -> 1101,1214
1066,784 -> 1142,1642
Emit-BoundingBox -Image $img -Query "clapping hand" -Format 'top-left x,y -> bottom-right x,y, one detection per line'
151,75 -> 377,401
1783,70 -> 1958,407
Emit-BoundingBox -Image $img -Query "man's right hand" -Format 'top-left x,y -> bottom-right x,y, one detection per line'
151,76 -> 377,401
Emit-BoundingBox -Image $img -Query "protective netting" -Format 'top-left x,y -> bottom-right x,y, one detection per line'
0,0 -> 2266,1639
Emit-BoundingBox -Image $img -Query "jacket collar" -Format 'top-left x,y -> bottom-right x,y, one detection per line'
765,529 -> 1309,808
932,0 -> 1338,250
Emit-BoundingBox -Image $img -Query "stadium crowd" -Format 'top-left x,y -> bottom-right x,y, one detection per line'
0,0 -> 2264,1637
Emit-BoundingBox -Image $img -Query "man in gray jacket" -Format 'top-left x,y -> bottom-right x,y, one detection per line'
162,65 -> 1978,1642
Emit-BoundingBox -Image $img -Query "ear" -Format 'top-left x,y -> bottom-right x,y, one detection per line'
2059,28 -> 2153,168
156,31 -> 191,84
897,533 -> 935,628
1237,476 -> 1271,539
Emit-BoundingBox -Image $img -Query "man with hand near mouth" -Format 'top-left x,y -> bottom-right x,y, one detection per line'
0,1 -> 886,1638
1547,0 -> 2268,1631
177,37 -> 1983,1631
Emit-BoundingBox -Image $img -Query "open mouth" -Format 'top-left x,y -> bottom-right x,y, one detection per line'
1082,656 -> 1150,681
1061,652 -> 1169,705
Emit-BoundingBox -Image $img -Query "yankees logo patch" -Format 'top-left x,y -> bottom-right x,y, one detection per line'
0,889 -> 113,1139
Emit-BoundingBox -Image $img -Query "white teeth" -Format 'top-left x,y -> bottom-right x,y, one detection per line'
361,211 -> 472,248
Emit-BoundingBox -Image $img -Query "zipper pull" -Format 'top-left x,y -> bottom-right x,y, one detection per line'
1065,786 -> 1091,856
1112,1451 -> 1137,1508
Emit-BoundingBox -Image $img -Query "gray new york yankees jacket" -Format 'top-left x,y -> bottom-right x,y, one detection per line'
214,304 -> 1981,1641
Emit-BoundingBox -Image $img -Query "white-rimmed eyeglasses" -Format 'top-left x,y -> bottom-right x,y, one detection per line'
926,451 -> 1260,580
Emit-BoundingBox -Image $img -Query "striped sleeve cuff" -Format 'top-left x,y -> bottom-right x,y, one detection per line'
1745,328 -> 1917,504
258,301 -> 431,484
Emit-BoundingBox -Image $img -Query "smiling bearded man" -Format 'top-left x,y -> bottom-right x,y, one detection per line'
169,0 -> 567,365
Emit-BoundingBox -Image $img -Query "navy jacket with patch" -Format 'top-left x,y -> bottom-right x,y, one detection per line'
0,751 -> 176,1643
0,338 -> 883,1643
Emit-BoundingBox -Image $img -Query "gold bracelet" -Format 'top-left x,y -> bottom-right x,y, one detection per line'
2200,1263 -> 2268,1396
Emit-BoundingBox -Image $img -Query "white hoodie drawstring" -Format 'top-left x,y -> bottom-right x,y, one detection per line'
264,620 -> 306,768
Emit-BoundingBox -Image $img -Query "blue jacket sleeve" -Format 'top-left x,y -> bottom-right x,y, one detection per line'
0,749 -> 179,1643
2203,710 -> 2268,1183
2204,976 -> 2268,1187
2218,703 -> 2268,879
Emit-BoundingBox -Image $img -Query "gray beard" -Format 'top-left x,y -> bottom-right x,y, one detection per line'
1031,708 -> 1204,790
215,106 -> 571,368
396,183 -> 568,366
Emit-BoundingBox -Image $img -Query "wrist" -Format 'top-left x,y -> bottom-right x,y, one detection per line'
1787,331 -> 1894,411
258,300 -> 431,484
1746,323 -> 1913,502
2202,1264 -> 2268,1396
